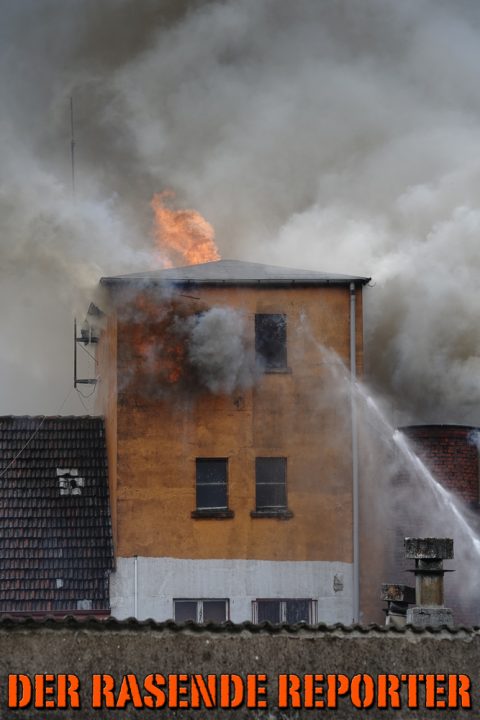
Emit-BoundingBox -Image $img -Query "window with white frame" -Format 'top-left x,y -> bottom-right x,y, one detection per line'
195,458 -> 228,510
252,599 -> 316,624
255,457 -> 287,512
174,599 -> 229,623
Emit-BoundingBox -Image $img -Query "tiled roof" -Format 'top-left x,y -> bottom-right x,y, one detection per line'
0,416 -> 113,614
0,617 -> 474,634
101,259 -> 371,286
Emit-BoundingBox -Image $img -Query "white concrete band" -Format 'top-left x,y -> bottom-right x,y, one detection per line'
110,557 -> 353,624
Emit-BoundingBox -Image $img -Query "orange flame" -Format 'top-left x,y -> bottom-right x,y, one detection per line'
151,190 -> 220,267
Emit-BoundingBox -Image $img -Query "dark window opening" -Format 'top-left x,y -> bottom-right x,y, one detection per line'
257,599 -> 281,623
255,457 -> 287,512
195,458 -> 228,511
255,314 -> 287,370
254,599 -> 316,624
174,599 -> 228,623
174,600 -> 197,622
286,599 -> 310,624
203,600 -> 228,622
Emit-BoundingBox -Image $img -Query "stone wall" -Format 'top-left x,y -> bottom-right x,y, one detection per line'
0,618 -> 478,719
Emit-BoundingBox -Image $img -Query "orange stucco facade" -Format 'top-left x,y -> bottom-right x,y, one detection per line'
97,280 -> 364,567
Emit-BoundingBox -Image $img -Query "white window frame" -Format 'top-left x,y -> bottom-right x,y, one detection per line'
252,599 -> 317,624
173,598 -> 229,623
255,457 -> 287,511
195,458 -> 228,511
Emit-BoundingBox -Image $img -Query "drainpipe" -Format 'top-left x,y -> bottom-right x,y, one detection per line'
134,555 -> 138,619
350,282 -> 359,622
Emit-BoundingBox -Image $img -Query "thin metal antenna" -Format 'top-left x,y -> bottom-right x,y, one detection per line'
74,317 -> 78,389
70,96 -> 76,197
73,317 -> 98,388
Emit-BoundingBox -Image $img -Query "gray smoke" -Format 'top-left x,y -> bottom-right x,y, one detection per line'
468,430 -> 480,451
1,0 -> 480,421
186,307 -> 258,394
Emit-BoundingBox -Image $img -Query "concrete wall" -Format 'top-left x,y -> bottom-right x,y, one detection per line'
0,619 -> 477,719
110,556 -> 353,624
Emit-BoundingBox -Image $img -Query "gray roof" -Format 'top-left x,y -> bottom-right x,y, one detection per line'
101,259 -> 370,287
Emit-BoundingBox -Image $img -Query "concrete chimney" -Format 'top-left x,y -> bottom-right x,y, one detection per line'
405,537 -> 454,628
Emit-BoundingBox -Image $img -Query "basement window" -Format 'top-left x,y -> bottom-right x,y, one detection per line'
251,457 -> 293,518
255,313 -> 288,371
252,599 -> 316,624
192,458 -> 234,518
174,599 -> 229,623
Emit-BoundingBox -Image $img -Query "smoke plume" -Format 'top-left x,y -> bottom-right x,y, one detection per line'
187,307 -> 257,394
1,0 -> 480,421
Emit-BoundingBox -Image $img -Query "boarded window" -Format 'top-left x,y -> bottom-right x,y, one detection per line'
174,599 -> 228,623
255,314 -> 287,370
253,599 -> 316,624
196,458 -> 228,510
255,457 -> 287,511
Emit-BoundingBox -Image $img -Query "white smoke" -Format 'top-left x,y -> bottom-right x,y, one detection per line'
2,0 -> 480,421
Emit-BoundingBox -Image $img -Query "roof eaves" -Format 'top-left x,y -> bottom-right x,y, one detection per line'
100,276 -> 371,288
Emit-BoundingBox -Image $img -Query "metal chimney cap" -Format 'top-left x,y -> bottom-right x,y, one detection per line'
404,537 -> 454,560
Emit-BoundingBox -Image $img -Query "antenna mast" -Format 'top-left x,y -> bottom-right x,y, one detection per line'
70,96 -> 76,197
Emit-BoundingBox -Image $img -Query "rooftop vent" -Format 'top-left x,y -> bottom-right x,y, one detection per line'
57,468 -> 85,496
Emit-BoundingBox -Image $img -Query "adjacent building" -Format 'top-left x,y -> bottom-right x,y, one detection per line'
0,416 -> 113,615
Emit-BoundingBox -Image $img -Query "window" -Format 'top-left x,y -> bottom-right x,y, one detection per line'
192,458 -> 233,518
252,599 -> 316,624
252,457 -> 292,518
174,599 -> 229,623
255,313 -> 287,371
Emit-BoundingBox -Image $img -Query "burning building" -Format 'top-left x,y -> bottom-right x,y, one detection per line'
96,259 -> 370,623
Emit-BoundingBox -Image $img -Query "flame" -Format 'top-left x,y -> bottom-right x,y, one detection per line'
151,190 -> 220,267
124,294 -> 200,389
167,343 -> 184,384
